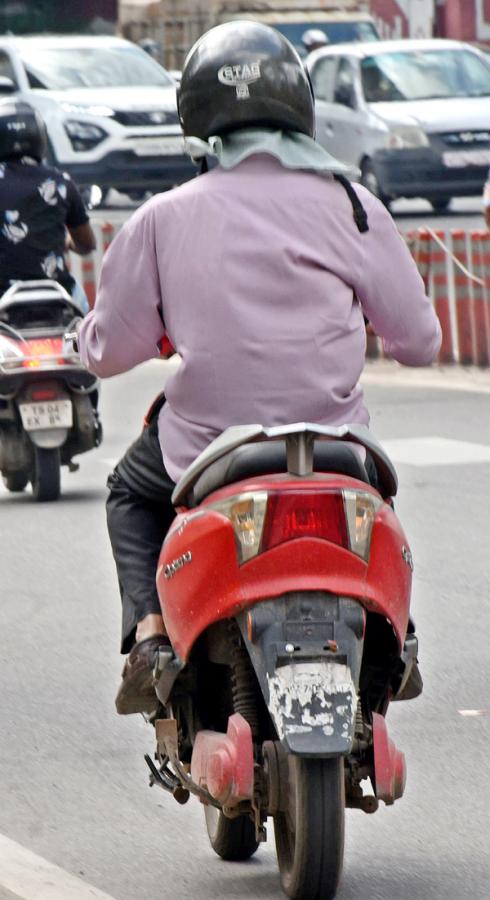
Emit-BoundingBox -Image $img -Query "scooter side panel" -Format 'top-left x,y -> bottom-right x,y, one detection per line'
365,504 -> 413,647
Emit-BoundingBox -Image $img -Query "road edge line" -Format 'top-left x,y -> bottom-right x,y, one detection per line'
0,832 -> 118,900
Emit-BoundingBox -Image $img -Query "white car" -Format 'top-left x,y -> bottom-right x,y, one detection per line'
0,35 -> 195,202
307,38 -> 490,211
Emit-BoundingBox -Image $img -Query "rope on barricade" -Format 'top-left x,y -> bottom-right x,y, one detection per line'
425,227 -> 485,287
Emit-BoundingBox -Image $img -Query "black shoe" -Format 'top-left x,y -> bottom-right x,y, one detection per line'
115,635 -> 172,715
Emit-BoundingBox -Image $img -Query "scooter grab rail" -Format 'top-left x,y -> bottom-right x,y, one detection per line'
171,422 -> 398,506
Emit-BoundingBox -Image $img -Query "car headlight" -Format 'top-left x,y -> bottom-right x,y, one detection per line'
64,120 -> 108,151
384,126 -> 429,149
61,103 -> 115,117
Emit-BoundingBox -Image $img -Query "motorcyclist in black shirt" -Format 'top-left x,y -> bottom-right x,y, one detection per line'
0,100 -> 96,312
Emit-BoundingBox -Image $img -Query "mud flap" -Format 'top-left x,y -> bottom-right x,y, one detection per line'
266,658 -> 358,755
238,593 -> 365,757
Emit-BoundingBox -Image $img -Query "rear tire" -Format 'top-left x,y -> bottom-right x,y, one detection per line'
360,160 -> 392,209
3,471 -> 29,492
274,756 -> 345,900
31,447 -> 61,501
428,196 -> 451,213
204,804 -> 259,861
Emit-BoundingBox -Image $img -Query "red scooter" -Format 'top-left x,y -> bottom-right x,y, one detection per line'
148,422 -> 417,900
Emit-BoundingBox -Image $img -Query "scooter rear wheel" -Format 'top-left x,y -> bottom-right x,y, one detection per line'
204,804 -> 259,861
274,755 -> 344,900
31,447 -> 61,502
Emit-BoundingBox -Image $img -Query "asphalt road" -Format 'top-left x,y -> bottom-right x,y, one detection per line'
1,359 -> 490,900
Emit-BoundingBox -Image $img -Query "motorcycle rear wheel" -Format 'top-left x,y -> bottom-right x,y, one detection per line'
274,756 -> 344,900
204,804 -> 259,861
31,447 -> 61,502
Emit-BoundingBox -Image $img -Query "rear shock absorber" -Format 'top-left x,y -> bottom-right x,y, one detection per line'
229,624 -> 260,739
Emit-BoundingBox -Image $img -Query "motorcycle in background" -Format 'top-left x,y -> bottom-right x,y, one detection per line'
144,422 -> 417,900
0,280 -> 102,501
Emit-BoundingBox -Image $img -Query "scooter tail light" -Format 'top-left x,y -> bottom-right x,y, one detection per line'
208,488 -> 382,565
208,491 -> 268,563
343,490 -> 383,561
21,338 -> 65,368
262,491 -> 349,552
30,387 -> 58,401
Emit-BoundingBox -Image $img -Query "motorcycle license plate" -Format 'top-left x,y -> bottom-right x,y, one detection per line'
133,137 -> 184,156
19,400 -> 72,431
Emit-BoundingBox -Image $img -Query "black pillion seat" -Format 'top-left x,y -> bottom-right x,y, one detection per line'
190,440 -> 374,506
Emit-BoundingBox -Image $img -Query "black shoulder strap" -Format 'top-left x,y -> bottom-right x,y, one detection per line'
333,173 -> 369,233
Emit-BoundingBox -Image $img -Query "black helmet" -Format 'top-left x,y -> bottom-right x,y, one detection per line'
0,100 -> 48,162
178,20 -> 315,140
302,29 -> 329,51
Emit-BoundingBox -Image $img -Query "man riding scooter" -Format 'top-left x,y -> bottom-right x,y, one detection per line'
77,21 -> 441,715
0,100 -> 96,313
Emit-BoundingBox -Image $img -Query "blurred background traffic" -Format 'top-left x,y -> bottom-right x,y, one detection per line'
0,0 -> 489,213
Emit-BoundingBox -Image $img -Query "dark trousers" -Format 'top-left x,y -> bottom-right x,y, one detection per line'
106,415 -> 176,653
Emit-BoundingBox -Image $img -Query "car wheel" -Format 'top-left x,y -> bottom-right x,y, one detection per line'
428,197 -> 451,213
360,160 -> 392,209
45,138 -> 58,167
126,189 -> 152,203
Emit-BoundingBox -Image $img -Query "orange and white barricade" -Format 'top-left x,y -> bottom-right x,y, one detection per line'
470,231 -> 490,367
451,229 -> 474,365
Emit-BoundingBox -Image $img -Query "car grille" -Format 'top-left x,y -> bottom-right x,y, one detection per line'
112,110 -> 179,126
438,130 -> 490,147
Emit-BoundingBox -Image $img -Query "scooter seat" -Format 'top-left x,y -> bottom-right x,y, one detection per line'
191,440 -> 372,506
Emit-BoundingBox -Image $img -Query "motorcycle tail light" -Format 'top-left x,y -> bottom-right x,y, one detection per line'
208,487 -> 382,565
21,338 -> 65,368
30,387 -> 58,401
262,491 -> 349,551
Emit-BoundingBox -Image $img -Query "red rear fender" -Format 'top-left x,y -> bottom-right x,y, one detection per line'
158,477 -> 412,660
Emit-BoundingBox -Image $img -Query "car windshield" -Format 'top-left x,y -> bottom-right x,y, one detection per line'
20,45 -> 174,90
275,21 -> 379,57
360,49 -> 490,102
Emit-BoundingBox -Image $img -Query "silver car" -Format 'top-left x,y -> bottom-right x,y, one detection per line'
307,38 -> 490,211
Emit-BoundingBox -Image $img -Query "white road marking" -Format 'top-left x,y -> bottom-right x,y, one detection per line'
381,436 -> 490,467
458,709 -> 489,717
0,833 -> 118,900
361,361 -> 490,395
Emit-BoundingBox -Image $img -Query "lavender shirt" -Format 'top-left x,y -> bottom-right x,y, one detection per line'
79,155 -> 441,483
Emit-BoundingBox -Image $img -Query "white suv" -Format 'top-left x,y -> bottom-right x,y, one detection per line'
0,34 -> 196,201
